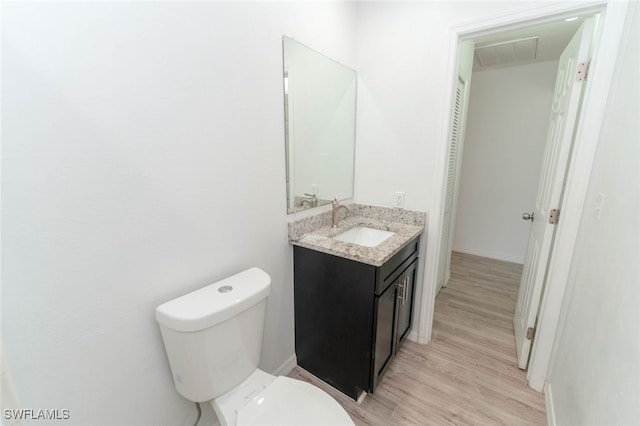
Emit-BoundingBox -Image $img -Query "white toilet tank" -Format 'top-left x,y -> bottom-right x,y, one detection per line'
155,267 -> 271,402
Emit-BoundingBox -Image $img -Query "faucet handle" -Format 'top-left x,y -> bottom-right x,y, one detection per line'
304,193 -> 317,200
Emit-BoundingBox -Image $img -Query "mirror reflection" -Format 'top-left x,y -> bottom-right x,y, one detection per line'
283,36 -> 357,214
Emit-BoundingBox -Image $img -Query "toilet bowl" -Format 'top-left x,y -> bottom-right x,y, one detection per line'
213,369 -> 353,426
155,267 -> 354,426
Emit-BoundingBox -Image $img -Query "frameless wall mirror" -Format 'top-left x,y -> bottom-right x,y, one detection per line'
282,36 -> 357,214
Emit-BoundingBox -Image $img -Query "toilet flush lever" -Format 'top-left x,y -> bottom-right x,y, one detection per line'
522,212 -> 534,222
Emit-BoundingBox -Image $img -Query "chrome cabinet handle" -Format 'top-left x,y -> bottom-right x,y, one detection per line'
522,212 -> 534,221
403,276 -> 408,305
396,276 -> 410,305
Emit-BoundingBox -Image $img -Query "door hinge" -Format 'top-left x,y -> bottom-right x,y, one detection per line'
576,60 -> 590,81
549,209 -> 560,225
526,327 -> 536,340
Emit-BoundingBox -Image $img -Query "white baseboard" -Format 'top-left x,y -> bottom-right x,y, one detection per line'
272,353 -> 298,376
406,330 -> 419,343
452,247 -> 524,264
544,382 -> 556,426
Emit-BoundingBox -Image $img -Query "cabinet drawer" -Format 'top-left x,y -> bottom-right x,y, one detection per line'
375,237 -> 419,295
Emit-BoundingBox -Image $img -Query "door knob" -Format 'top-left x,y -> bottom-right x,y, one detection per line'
522,212 -> 534,221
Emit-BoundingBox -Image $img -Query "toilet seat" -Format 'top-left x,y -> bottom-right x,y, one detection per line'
236,376 -> 354,426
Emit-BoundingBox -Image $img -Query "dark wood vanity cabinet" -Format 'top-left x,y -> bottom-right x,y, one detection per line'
293,237 -> 419,401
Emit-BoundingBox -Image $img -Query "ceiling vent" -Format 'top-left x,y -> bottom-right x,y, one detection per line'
474,36 -> 539,68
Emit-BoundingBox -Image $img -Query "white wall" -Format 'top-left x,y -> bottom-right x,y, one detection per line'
1,2 -> 357,425
452,60 -> 558,263
547,4 -> 639,424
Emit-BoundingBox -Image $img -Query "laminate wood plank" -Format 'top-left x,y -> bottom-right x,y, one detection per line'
288,251 -> 546,425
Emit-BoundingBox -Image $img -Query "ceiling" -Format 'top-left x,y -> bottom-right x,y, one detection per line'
472,17 -> 586,71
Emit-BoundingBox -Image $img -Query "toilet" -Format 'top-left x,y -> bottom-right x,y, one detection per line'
155,267 -> 354,426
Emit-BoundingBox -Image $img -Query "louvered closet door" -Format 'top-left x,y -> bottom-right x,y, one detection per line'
440,79 -> 464,290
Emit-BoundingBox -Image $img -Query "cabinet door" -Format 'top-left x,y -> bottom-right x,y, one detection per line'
373,281 -> 397,388
396,258 -> 417,344
293,246 -> 376,400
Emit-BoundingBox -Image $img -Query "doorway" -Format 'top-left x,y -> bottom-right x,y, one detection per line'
443,13 -> 597,370
418,0 -> 631,392
441,16 -> 589,288
444,12 -> 596,377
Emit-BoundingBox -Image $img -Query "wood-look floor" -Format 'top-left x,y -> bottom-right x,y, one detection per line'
288,252 -> 547,425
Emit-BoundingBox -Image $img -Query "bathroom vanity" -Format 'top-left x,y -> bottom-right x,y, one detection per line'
289,205 -> 425,401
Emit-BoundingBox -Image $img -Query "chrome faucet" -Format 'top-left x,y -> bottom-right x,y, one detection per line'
332,197 -> 351,228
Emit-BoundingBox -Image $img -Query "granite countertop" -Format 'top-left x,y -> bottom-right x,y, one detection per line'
288,204 -> 426,266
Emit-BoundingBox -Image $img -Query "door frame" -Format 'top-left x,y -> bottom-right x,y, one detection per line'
416,0 -> 632,392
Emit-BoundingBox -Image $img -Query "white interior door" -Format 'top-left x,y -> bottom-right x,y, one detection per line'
514,18 -> 594,370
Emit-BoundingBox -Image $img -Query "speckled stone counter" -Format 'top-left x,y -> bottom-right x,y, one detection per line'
288,204 -> 427,266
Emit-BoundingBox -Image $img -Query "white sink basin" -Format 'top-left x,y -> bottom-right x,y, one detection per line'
333,226 -> 395,247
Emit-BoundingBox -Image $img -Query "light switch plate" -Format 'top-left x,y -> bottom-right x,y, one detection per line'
394,192 -> 405,208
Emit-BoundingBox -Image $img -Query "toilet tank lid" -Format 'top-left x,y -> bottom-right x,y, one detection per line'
155,267 -> 271,332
